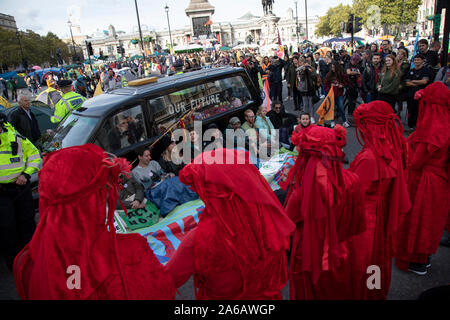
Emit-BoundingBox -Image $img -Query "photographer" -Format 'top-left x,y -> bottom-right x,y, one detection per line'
297,57 -> 318,124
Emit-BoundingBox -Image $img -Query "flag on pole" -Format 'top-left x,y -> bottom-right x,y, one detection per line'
263,80 -> 271,111
277,28 -> 282,45
410,32 -> 420,69
316,88 -> 335,125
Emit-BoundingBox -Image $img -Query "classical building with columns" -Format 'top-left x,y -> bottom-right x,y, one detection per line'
78,0 -> 320,59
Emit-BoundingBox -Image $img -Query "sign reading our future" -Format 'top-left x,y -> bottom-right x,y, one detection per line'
168,93 -> 221,115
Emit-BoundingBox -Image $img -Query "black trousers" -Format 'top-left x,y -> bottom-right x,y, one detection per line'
270,82 -> 283,102
345,86 -> 359,116
0,181 -> 36,271
407,97 -> 419,128
378,93 -> 397,112
293,87 -> 303,110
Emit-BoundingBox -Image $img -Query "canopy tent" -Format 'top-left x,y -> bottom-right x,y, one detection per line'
174,44 -> 204,53
233,43 -> 259,50
323,37 -> 344,43
219,46 -> 231,51
130,54 -> 144,60
34,87 -> 63,109
341,36 -> 364,42
0,96 -> 12,112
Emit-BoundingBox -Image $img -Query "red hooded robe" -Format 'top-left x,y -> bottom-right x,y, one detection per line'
395,82 -> 450,269
348,100 -> 411,299
165,148 -> 295,299
13,144 -> 175,300
284,125 -> 366,300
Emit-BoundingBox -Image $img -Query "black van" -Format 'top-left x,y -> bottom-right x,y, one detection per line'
40,66 -> 262,166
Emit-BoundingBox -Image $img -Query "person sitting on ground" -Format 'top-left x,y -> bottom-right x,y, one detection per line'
224,116 -> 247,150
241,109 -> 256,132
267,100 -> 297,148
157,135 -> 185,176
117,173 -> 146,210
132,147 -> 173,190
203,123 -> 223,150
255,104 -> 276,143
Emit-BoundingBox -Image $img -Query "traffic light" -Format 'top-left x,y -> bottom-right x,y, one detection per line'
354,16 -> 363,33
346,14 -> 354,34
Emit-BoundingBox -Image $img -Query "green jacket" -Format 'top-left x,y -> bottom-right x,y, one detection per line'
378,69 -> 401,95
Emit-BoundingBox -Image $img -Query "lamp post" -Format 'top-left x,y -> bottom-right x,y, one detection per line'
67,20 -> 78,62
165,4 -> 174,55
134,0 -> 146,60
305,0 -> 309,41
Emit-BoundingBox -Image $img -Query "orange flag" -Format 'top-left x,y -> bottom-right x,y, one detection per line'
316,88 -> 335,125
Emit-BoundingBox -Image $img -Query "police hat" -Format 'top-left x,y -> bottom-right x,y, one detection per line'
57,80 -> 73,88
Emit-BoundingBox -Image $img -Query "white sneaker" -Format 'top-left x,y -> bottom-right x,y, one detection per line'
330,121 -> 335,128
343,121 -> 350,128
311,117 -> 315,124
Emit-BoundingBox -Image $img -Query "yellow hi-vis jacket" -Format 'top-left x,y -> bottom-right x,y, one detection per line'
0,122 -> 41,184
51,91 -> 87,123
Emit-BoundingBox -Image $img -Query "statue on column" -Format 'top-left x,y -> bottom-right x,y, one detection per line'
262,0 -> 274,16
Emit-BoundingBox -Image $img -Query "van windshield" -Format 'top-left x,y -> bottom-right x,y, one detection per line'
42,114 -> 99,152
149,75 -> 253,133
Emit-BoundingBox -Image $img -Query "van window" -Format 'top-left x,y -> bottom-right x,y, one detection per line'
149,75 -> 252,133
94,105 -> 147,153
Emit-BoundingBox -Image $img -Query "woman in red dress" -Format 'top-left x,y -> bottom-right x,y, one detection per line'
348,100 -> 411,299
395,81 -> 450,275
165,148 -> 295,299
284,125 -> 366,300
13,144 -> 175,300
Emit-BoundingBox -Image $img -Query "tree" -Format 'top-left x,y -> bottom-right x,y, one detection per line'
352,0 -> 422,35
315,4 -> 353,37
0,29 -> 72,70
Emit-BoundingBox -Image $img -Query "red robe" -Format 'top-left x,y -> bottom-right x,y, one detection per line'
396,82 -> 450,269
166,148 -> 295,300
285,125 -> 366,300
13,144 -> 175,300
348,101 -> 411,300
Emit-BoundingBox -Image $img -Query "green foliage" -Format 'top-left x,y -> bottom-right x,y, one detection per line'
0,29 -> 71,69
352,0 -> 422,28
315,4 -> 352,37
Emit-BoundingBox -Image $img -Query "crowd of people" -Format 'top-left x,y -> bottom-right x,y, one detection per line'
0,36 -> 449,300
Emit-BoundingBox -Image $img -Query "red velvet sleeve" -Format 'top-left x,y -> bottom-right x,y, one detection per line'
164,228 -> 196,289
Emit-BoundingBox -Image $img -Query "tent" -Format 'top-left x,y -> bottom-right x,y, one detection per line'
219,46 -> 231,51
323,37 -> 344,43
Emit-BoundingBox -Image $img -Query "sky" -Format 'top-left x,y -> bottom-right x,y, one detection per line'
0,0 -> 353,39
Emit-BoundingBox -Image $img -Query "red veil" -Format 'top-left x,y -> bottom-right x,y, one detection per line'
13,144 -> 175,300
284,125 -> 365,299
396,82 -> 450,267
352,101 -> 411,254
179,148 -> 295,299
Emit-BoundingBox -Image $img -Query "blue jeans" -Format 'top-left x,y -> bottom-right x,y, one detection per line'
335,95 -> 346,122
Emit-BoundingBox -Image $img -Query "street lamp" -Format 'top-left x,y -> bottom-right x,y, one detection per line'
67,20 -> 78,62
134,0 -> 146,59
165,4 -> 174,55
305,0 -> 309,41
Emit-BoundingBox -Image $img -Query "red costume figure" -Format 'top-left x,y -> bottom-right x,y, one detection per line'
348,101 -> 411,299
395,82 -> 450,274
165,148 -> 295,299
284,125 -> 366,300
13,144 -> 175,300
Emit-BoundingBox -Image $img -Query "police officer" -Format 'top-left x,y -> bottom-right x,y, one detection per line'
51,79 -> 87,123
0,112 -> 41,271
